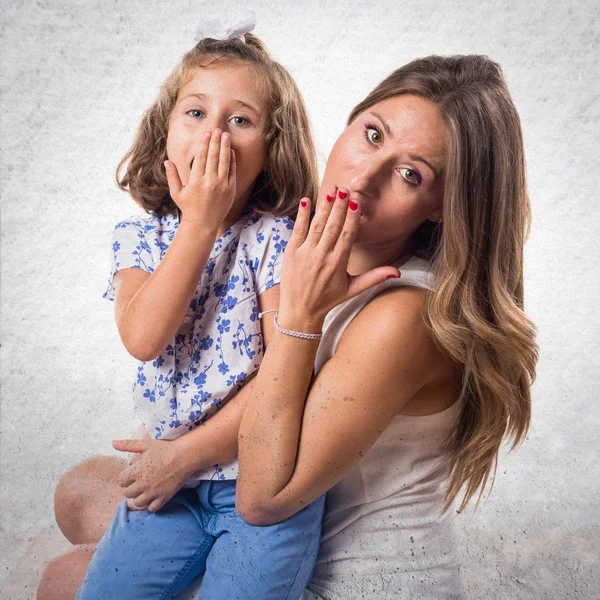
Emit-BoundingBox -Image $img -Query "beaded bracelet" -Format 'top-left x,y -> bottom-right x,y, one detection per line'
258,310 -> 323,340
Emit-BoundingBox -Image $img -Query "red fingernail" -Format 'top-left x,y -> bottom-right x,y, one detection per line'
301,200 -> 307,207
386,274 -> 400,279
326,194 -> 334,202
338,190 -> 347,199
349,200 -> 358,211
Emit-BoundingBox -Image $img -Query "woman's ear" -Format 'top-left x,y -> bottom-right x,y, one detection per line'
427,207 -> 443,223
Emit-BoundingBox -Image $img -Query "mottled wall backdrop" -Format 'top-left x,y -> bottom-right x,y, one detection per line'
1,0 -> 598,598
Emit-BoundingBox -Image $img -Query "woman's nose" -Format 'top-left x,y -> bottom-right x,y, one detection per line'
349,156 -> 382,195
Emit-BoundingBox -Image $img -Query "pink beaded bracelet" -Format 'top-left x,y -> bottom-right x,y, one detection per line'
259,310 -> 323,340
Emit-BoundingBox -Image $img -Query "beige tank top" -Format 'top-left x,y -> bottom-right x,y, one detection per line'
303,256 -> 465,600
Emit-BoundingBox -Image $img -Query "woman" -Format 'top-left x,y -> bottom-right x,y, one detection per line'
38,54 -> 537,599
234,53 -> 538,599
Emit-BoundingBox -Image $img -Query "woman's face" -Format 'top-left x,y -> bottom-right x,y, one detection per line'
322,94 -> 447,251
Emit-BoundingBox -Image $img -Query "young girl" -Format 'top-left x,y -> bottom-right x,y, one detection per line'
75,25 -> 325,600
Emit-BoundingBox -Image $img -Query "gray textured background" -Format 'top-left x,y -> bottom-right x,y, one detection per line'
1,0 -> 599,598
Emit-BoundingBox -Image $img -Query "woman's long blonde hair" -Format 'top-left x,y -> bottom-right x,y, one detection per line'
349,55 -> 539,512
117,33 -> 319,218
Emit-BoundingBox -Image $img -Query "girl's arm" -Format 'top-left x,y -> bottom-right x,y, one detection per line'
112,284 -> 280,512
115,130 -> 236,361
236,189 -> 449,525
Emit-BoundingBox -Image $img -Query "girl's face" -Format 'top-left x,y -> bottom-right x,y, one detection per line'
166,61 -> 268,208
322,94 -> 447,253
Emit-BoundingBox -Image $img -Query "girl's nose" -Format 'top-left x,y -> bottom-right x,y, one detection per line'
201,116 -> 230,136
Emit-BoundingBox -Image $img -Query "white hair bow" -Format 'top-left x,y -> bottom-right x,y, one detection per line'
194,12 -> 256,43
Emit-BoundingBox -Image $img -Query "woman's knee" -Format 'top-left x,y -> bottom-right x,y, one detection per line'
37,544 -> 96,600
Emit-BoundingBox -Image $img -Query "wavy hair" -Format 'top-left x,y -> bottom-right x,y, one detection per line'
116,33 -> 319,218
349,55 -> 539,512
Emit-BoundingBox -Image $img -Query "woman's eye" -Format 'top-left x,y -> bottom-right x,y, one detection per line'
365,125 -> 382,145
230,116 -> 249,126
187,109 -> 205,118
399,167 -> 421,185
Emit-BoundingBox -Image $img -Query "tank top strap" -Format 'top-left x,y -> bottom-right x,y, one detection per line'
315,256 -> 435,372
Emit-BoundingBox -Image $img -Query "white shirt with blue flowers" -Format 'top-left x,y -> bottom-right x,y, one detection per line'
104,209 -> 293,483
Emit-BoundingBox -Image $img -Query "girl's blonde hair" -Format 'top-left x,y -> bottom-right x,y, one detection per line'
117,33 -> 319,218
349,55 -> 538,512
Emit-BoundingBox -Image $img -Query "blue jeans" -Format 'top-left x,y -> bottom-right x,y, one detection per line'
76,480 -> 325,600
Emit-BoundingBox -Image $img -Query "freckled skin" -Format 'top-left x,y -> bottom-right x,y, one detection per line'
322,94 -> 447,274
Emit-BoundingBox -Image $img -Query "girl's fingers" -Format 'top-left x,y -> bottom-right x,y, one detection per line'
116,467 -> 136,489
130,491 -> 153,509
127,495 -> 149,511
205,129 -> 222,175
288,197 -> 312,249
190,131 -> 212,179
317,189 -> 353,251
147,497 -> 165,513
306,187 -> 339,246
128,453 -> 142,466
228,149 -> 236,187
217,133 -> 231,179
122,480 -> 145,500
164,161 -> 182,202
112,439 -> 147,453
332,197 -> 361,264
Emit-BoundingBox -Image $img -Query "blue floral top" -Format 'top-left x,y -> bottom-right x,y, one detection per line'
104,210 -> 293,482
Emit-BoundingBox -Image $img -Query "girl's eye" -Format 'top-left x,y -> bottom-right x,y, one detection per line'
364,124 -> 382,145
187,109 -> 205,118
399,167 -> 421,186
229,116 -> 250,126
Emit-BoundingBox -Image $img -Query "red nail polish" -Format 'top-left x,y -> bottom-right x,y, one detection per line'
386,274 -> 400,279
326,194 -> 334,202
301,200 -> 307,207
338,190 -> 347,199
349,200 -> 358,211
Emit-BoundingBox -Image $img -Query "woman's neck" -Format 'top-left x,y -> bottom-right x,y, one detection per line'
347,240 -> 413,276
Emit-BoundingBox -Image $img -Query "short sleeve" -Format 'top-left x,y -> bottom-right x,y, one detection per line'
251,215 -> 294,295
103,219 -> 155,301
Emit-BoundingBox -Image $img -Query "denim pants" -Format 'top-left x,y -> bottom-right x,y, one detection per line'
76,480 -> 326,600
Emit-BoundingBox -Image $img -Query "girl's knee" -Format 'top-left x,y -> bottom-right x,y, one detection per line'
55,456 -> 125,508
37,555 -> 66,600
54,456 -> 126,543
37,545 -> 95,600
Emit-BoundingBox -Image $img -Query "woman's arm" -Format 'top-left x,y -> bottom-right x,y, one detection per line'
236,285 -> 445,525
237,189 -> 415,524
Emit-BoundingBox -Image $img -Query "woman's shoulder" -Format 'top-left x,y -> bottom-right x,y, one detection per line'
351,285 -> 431,343
335,286 -> 452,391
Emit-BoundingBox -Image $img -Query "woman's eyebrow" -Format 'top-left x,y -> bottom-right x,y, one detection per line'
369,111 -> 392,136
369,110 -> 441,179
409,154 -> 440,179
